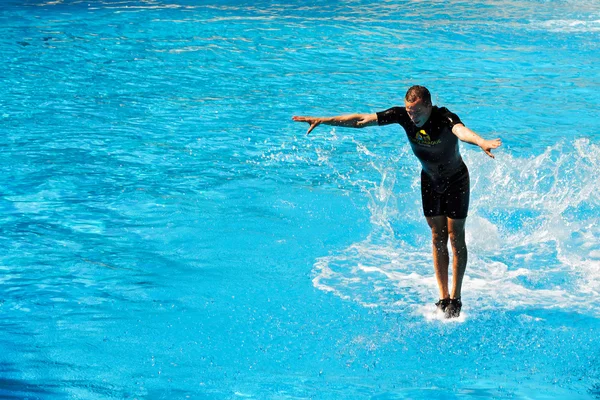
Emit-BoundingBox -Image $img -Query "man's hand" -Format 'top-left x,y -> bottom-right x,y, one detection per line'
452,124 -> 502,159
292,116 -> 322,135
480,138 -> 502,158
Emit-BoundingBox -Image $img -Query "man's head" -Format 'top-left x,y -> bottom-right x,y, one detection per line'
404,85 -> 432,127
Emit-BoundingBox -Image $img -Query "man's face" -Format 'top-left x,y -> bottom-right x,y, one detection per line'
405,98 -> 432,127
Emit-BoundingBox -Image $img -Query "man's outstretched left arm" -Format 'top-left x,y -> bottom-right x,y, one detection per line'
452,124 -> 502,158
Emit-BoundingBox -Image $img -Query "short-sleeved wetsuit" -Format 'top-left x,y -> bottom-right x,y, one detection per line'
376,106 -> 470,219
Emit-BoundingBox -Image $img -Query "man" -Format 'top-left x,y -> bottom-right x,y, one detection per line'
293,85 -> 501,318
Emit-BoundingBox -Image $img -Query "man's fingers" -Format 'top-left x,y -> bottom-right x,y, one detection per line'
293,116 -> 314,123
306,122 -> 319,135
292,116 -> 317,134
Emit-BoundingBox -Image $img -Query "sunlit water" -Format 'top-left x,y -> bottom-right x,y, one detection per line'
1,0 -> 599,398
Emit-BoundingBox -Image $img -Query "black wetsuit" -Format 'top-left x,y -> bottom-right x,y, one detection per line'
376,106 -> 470,219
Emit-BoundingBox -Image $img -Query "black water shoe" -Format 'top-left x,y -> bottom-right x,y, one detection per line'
435,298 -> 450,313
444,298 -> 462,318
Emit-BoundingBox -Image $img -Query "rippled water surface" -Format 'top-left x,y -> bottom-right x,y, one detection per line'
1,0 -> 600,398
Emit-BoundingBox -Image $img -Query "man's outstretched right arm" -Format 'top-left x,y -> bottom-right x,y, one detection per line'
292,113 -> 378,135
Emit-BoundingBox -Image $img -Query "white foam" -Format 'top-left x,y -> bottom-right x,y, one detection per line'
531,19 -> 600,33
417,305 -> 467,323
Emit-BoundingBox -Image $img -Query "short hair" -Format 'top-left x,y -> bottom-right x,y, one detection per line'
405,85 -> 431,105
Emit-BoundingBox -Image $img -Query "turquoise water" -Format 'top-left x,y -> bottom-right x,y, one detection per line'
1,0 -> 600,398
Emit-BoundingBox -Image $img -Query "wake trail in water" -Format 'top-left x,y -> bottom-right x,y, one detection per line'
311,138 -> 600,318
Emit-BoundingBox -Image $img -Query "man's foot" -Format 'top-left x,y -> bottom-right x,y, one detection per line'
444,298 -> 462,318
435,298 -> 450,313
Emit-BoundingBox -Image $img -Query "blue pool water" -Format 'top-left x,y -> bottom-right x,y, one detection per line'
1,0 -> 600,398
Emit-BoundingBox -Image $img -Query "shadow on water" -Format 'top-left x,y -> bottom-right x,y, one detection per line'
590,384 -> 600,399
0,365 -> 62,399
0,360 -> 152,399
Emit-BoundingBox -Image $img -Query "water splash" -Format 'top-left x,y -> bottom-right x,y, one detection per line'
312,138 -> 600,317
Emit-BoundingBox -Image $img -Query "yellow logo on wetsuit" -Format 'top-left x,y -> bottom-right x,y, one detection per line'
413,129 -> 441,146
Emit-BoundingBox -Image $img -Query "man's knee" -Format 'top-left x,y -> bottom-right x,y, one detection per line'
431,229 -> 448,245
449,230 -> 466,251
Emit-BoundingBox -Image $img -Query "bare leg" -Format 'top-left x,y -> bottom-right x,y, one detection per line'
448,218 -> 467,299
426,216 -> 449,299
